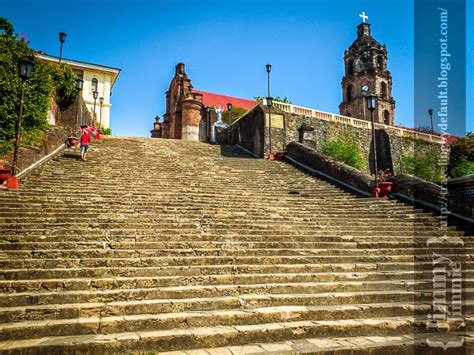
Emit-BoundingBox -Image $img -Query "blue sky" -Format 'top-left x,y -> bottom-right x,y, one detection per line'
1,0 -> 472,137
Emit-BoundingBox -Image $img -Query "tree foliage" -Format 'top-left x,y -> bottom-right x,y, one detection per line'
320,132 -> 366,171
254,96 -> 292,104
0,17 -> 77,155
399,150 -> 444,183
448,132 -> 474,178
222,106 -> 248,125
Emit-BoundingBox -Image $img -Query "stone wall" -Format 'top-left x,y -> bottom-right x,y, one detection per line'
270,109 -> 444,175
286,141 -> 473,234
229,106 -> 265,158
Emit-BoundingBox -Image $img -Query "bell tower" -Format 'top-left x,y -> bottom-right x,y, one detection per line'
339,18 -> 395,125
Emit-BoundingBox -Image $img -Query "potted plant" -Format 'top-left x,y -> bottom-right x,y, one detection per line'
67,136 -> 78,148
377,169 -> 393,197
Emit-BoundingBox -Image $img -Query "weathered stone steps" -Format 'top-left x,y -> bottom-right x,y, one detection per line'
1,282 -> 472,308
0,263 -> 459,280
0,317 -> 470,354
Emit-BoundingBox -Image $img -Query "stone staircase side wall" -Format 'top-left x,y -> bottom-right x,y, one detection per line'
286,141 -> 474,234
232,105 -> 444,175
286,141 -> 373,195
229,106 -> 265,158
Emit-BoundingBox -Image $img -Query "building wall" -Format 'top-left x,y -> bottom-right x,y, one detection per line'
81,69 -> 112,128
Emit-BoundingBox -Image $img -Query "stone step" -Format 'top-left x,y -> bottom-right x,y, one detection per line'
166,332 -> 473,354
0,246 -> 468,256
1,272 -> 473,293
0,262 -> 470,280
0,316 -> 470,354
1,281 -> 472,308
2,254 -> 471,270
0,240 -> 462,251
0,304 -> 443,341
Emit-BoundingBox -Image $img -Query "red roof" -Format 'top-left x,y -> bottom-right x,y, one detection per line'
394,125 -> 459,145
194,90 -> 256,110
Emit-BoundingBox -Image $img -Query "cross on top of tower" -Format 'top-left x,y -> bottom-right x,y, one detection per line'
359,11 -> 368,23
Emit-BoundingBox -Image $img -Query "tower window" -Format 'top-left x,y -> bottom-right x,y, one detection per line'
91,78 -> 98,93
346,85 -> 353,102
377,56 -> 384,69
381,82 -> 387,99
384,110 -> 390,125
347,60 -> 354,75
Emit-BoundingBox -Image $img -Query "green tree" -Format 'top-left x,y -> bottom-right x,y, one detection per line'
0,17 -> 77,155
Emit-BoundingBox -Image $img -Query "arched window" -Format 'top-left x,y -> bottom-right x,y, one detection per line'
381,82 -> 387,100
377,56 -> 384,69
346,85 -> 353,102
384,110 -> 390,125
91,78 -> 98,93
347,60 -> 354,75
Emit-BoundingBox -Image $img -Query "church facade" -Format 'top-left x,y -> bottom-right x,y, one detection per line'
153,63 -> 255,141
339,22 -> 396,125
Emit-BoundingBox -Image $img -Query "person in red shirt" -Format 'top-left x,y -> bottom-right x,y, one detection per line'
80,127 -> 91,161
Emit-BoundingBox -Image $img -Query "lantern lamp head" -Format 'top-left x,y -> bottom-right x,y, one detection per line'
366,93 -> 377,111
59,32 -> 67,43
227,103 -> 233,111
266,64 -> 272,73
266,96 -> 273,107
75,78 -> 84,91
18,58 -> 34,81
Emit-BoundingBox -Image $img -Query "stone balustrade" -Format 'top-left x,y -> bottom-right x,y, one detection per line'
260,99 -> 446,145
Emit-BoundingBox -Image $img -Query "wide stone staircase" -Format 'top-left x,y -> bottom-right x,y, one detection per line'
0,137 -> 472,354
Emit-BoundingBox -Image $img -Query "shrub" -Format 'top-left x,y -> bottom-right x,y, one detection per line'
101,126 -> 112,135
399,150 -> 444,183
320,132 -> 366,170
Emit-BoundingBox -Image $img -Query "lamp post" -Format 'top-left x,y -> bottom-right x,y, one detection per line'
428,108 -> 434,133
11,58 -> 34,182
266,64 -> 274,160
227,102 -> 232,124
92,91 -> 98,127
361,85 -> 369,121
58,32 -> 67,64
99,97 -> 104,130
75,78 -> 84,133
367,93 -> 378,186
206,107 -> 211,141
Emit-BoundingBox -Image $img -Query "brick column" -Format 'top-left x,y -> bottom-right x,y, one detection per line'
181,98 -> 203,141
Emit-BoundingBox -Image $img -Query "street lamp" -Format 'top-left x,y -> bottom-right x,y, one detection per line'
99,97 -> 104,129
75,78 -> 84,131
428,108 -> 434,133
93,91 -> 98,126
227,102 -> 232,124
11,58 -> 34,183
361,85 -> 369,121
59,32 -> 67,64
206,107 -> 211,141
367,93 -> 378,186
265,64 -> 274,160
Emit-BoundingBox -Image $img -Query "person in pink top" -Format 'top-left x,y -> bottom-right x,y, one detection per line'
80,126 -> 92,161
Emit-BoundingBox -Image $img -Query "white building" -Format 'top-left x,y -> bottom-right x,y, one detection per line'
37,53 -> 121,129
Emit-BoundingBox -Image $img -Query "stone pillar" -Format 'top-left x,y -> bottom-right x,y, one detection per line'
181,98 -> 203,141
